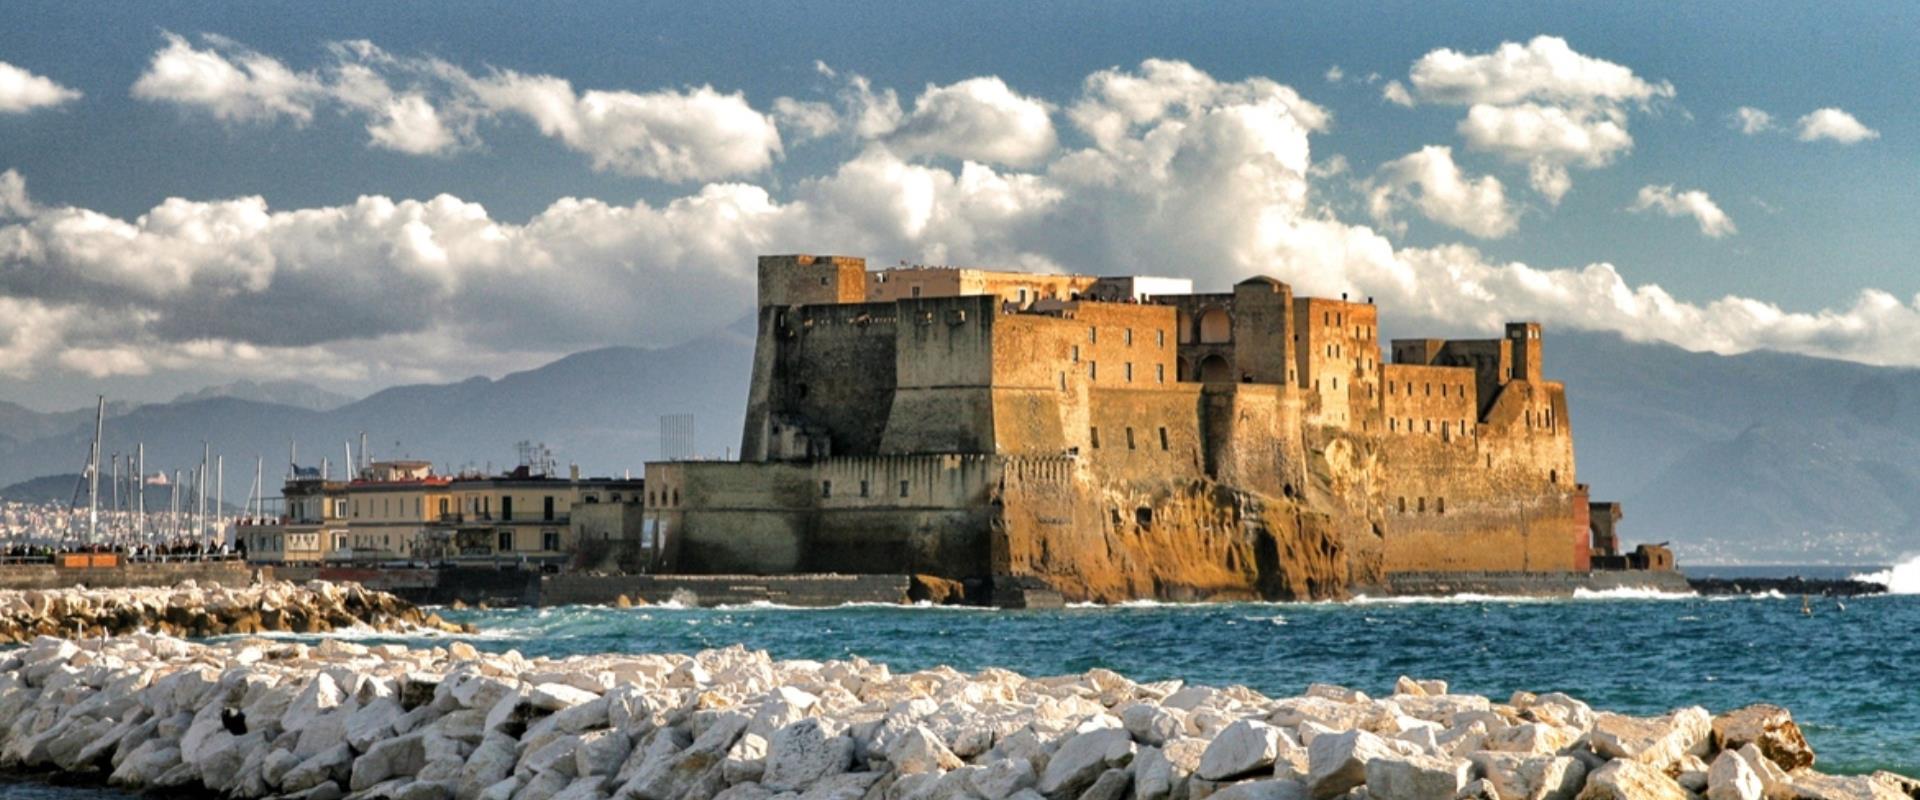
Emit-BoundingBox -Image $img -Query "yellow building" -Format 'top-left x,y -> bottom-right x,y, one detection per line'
431,467 -> 643,566
342,460 -> 451,563
241,475 -> 345,565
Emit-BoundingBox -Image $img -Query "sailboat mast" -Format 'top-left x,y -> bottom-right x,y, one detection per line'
199,442 -> 209,544
87,396 -> 103,544
216,454 -> 224,547
135,444 -> 144,540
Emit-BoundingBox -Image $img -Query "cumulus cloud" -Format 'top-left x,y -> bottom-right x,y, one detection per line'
132,33 -> 323,123
1324,66 -> 1344,83
1796,107 -> 1878,144
886,77 -> 1057,166
1382,80 -> 1413,107
13,57 -> 1920,391
0,61 -> 81,113
1367,146 -> 1518,238
1398,36 -> 1670,203
1732,106 -> 1773,134
131,33 -> 784,179
1629,185 -> 1736,238
1407,35 -> 1673,106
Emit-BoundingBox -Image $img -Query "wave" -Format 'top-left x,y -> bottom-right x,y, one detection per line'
1851,554 -> 1920,594
1570,586 -> 1698,601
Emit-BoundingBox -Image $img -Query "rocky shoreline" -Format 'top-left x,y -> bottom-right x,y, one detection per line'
0,636 -> 1913,800
0,580 -> 468,643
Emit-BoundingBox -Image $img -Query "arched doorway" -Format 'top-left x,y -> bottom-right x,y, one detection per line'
1199,308 -> 1232,343
1199,354 -> 1232,383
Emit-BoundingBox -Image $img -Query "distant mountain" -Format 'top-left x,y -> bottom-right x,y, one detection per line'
0,316 -> 757,504
173,380 -> 355,412
2,318 -> 1918,564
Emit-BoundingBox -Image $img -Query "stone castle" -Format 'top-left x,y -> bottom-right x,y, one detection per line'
641,254 -> 1636,603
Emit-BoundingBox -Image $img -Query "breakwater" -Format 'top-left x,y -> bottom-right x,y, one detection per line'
0,581 -> 467,643
0,635 -> 1911,800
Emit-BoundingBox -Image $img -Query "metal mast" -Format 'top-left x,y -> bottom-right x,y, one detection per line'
87,396 -> 103,544
136,444 -> 145,540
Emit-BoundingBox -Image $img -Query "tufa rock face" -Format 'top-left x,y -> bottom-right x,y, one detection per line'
0,628 -> 1906,800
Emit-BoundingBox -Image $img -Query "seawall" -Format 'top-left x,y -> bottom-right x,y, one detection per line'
0,560 -> 255,591
1363,569 -> 1693,598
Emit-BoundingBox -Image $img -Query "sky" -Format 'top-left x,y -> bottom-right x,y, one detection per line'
0,1 -> 1915,411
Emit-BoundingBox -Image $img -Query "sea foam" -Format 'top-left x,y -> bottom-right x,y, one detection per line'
1853,554 -> 1920,594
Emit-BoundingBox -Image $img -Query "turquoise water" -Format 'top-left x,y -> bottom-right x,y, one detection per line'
4,588 -> 1917,799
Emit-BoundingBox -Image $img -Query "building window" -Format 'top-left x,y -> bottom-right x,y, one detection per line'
1156,364 -> 1165,384
821,480 -> 833,498
1436,497 -> 1446,515
899,480 -> 910,498
1418,497 -> 1426,512
1125,362 -> 1134,382
911,286 -> 921,298
502,496 -> 514,521
1158,427 -> 1169,450
1090,427 -> 1101,449
1089,326 -> 1097,343
1071,345 -> 1080,362
497,530 -> 513,552
859,480 -> 870,498
1059,372 -> 1067,391
671,489 -> 679,505
543,531 -> 560,551
1398,497 -> 1406,513
544,496 -> 555,521
1090,361 -> 1097,380
1124,328 -> 1133,345
1157,330 -> 1165,347
1126,427 -> 1136,450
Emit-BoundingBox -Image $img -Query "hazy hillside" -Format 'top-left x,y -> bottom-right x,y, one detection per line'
3,321 -> 1919,564
173,380 -> 355,412
0,317 -> 756,500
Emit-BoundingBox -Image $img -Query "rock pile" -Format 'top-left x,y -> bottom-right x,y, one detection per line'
0,636 -> 1912,800
0,580 -> 467,643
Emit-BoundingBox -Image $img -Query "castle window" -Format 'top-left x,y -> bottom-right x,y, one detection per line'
820,276 -> 829,286
1398,497 -> 1407,513
1157,330 -> 1165,347
821,481 -> 832,498
1156,364 -> 1165,384
1390,419 -> 1397,432
1425,383 -> 1431,396
1125,328 -> 1133,345
1090,361 -> 1098,380
1159,427 -> 1169,450
1059,372 -> 1067,391
1550,470 -> 1558,484
1437,498 -> 1446,514
1418,497 -> 1426,512
672,489 -> 679,506
899,480 -> 910,498
1425,419 -> 1431,433
1090,326 -> 1098,343
1125,362 -> 1134,382
1332,377 -> 1338,390
1072,345 -> 1080,362
912,287 -> 922,298
1018,288 -> 1028,303
1126,428 -> 1136,450
1090,427 -> 1101,448
859,480 -> 869,498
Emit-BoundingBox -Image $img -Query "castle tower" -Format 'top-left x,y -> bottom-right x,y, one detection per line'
758,254 -> 868,308
1231,277 -> 1294,385
1506,322 -> 1542,383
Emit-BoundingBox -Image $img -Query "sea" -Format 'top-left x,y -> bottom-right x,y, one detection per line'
3,558 -> 1918,798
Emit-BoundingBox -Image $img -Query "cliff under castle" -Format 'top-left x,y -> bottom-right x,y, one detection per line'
641,254 -> 1647,603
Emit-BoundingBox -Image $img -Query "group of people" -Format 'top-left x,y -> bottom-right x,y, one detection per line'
0,539 -> 242,563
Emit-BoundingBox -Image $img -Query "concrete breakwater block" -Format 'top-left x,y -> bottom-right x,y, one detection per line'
0,633 -> 1906,800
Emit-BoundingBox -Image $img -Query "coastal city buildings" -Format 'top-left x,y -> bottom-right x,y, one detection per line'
236,459 -> 644,569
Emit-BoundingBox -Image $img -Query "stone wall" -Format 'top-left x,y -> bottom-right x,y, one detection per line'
0,560 -> 256,591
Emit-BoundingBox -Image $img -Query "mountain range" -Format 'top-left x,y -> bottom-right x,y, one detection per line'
2,317 -> 1917,565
